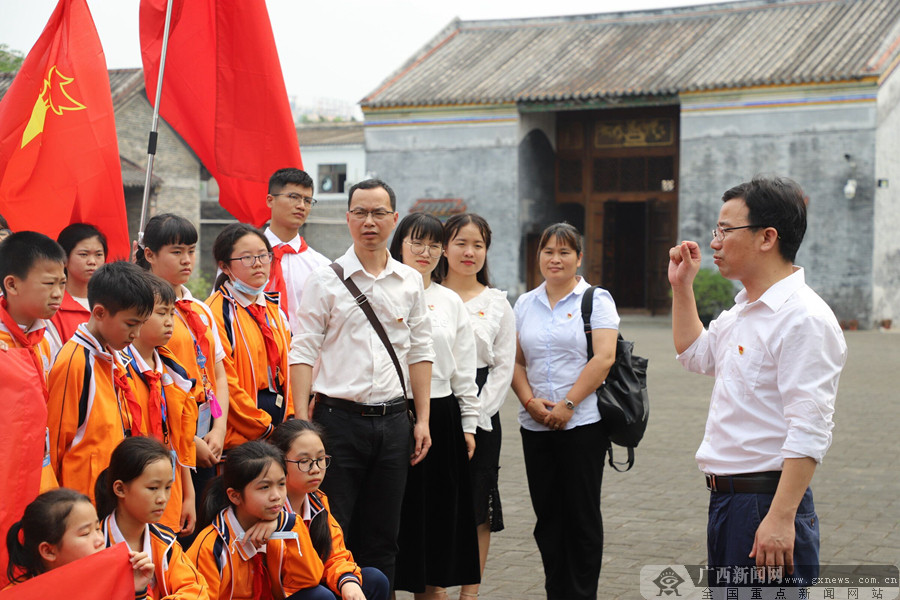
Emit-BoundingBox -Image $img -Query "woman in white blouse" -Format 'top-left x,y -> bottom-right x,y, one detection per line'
439,213 -> 515,600
512,222 -> 618,600
390,213 -> 481,600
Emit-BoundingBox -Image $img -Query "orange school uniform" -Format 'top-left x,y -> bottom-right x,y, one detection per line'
0,311 -> 59,493
187,507 -> 320,600
285,490 -> 364,596
102,513 -> 210,600
47,323 -> 141,502
205,285 -> 292,448
123,344 -> 200,531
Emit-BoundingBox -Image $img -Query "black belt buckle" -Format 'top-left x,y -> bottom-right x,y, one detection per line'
706,474 -> 717,492
363,403 -> 388,417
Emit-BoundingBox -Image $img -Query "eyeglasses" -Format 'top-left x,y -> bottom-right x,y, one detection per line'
271,193 -> 317,206
348,208 -> 394,221
285,455 -> 332,472
405,240 -> 443,258
227,252 -> 274,267
711,224 -> 764,242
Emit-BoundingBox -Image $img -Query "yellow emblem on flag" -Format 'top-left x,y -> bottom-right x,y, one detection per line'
21,65 -> 86,148
738,345 -> 744,355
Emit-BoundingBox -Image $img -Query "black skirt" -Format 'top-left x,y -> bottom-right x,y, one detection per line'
394,395 -> 481,592
469,366 -> 504,532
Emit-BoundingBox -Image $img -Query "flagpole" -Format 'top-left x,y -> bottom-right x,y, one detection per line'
138,0 -> 175,246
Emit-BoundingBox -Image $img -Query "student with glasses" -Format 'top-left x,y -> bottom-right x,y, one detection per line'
264,168 -> 331,333
389,213 -> 482,599
289,179 -> 435,589
208,223 -> 293,450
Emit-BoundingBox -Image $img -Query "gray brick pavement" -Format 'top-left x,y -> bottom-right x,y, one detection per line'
397,317 -> 900,599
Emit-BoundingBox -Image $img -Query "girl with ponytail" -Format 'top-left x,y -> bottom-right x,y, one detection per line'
270,420 -> 389,600
187,440 -> 322,600
6,488 -> 153,591
94,436 -> 209,599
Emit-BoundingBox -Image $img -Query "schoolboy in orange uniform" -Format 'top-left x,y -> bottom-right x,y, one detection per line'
0,232 -> 67,494
123,275 -> 200,534
47,261 -> 155,502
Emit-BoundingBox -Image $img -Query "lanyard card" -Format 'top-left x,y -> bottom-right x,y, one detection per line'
196,401 -> 212,439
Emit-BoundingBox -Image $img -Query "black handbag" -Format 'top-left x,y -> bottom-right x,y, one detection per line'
581,286 -> 649,472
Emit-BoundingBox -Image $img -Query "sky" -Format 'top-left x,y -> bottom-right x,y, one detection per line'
0,0 -> 717,111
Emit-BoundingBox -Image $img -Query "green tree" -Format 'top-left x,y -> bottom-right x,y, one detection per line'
0,44 -> 24,73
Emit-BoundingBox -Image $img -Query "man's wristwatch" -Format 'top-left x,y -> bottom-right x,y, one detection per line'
564,397 -> 576,410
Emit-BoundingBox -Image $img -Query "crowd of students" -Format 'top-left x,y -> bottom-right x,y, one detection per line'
2,169 -> 578,600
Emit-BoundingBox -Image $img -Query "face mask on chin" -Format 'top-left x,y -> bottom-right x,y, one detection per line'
231,277 -> 266,297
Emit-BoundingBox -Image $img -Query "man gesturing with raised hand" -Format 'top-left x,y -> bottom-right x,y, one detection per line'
668,177 -> 847,587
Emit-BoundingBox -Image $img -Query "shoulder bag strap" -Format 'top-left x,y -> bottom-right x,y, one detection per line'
581,285 -> 599,360
330,262 -> 408,400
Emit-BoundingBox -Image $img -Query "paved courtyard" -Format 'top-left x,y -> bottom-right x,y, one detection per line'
398,316 -> 900,599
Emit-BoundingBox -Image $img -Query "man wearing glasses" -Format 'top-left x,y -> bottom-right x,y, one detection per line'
289,178 -> 434,588
668,177 -> 847,588
264,168 -> 330,332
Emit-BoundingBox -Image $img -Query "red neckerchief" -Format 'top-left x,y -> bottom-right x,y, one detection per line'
175,300 -> 212,362
250,552 -> 274,600
113,367 -> 143,435
245,304 -> 282,387
142,370 -> 165,441
0,297 -> 48,401
267,243 -> 297,316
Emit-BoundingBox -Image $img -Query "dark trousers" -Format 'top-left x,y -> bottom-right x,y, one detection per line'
284,567 -> 390,600
521,422 -> 607,600
314,405 -> 410,588
708,487 -> 820,587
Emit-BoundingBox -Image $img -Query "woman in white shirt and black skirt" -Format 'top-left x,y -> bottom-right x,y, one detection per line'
391,212 -> 481,600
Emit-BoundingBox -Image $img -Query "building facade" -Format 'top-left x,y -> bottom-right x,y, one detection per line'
361,0 -> 900,326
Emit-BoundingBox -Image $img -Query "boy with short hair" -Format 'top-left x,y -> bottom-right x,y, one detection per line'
122,274 -> 200,534
47,261 -> 155,502
264,167 -> 330,331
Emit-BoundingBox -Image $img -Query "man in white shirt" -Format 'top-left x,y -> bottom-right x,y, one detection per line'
668,177 -> 847,587
264,168 -> 330,332
289,179 -> 434,587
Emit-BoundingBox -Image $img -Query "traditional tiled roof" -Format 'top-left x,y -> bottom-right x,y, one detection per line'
296,122 -> 365,146
0,67 -> 145,106
362,0 -> 900,108
120,155 -> 162,188
409,198 -> 468,218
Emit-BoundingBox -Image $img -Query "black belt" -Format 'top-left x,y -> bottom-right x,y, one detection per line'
706,471 -> 781,494
316,394 -> 407,417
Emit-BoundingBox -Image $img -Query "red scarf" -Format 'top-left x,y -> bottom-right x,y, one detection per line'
175,300 -> 212,364
0,298 -> 48,401
142,370 -> 165,441
250,552 -> 274,600
246,304 -> 282,387
266,239 -> 306,316
113,367 -> 143,435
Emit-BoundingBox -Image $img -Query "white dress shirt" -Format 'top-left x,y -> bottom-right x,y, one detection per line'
464,287 -> 516,431
424,282 -> 481,434
515,278 -> 619,432
290,246 -> 434,404
677,267 -> 847,475
264,227 -> 330,333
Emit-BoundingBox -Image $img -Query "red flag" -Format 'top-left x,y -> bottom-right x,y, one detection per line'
140,0 -> 303,227
0,0 -> 131,259
0,349 -> 49,589
0,543 -> 133,600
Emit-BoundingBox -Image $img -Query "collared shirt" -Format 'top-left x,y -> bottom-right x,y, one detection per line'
678,267 -> 847,475
464,286 -> 516,431
290,246 -> 434,404
105,511 -> 154,558
515,278 -> 619,432
264,228 -> 330,333
424,282 -> 480,434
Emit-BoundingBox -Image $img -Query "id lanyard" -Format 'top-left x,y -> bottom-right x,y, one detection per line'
175,307 -> 222,418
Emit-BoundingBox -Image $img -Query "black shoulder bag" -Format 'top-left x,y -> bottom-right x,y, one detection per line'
581,286 -> 650,472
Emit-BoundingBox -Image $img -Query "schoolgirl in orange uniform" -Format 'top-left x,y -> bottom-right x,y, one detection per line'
206,224 -> 292,448
96,436 -> 209,600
